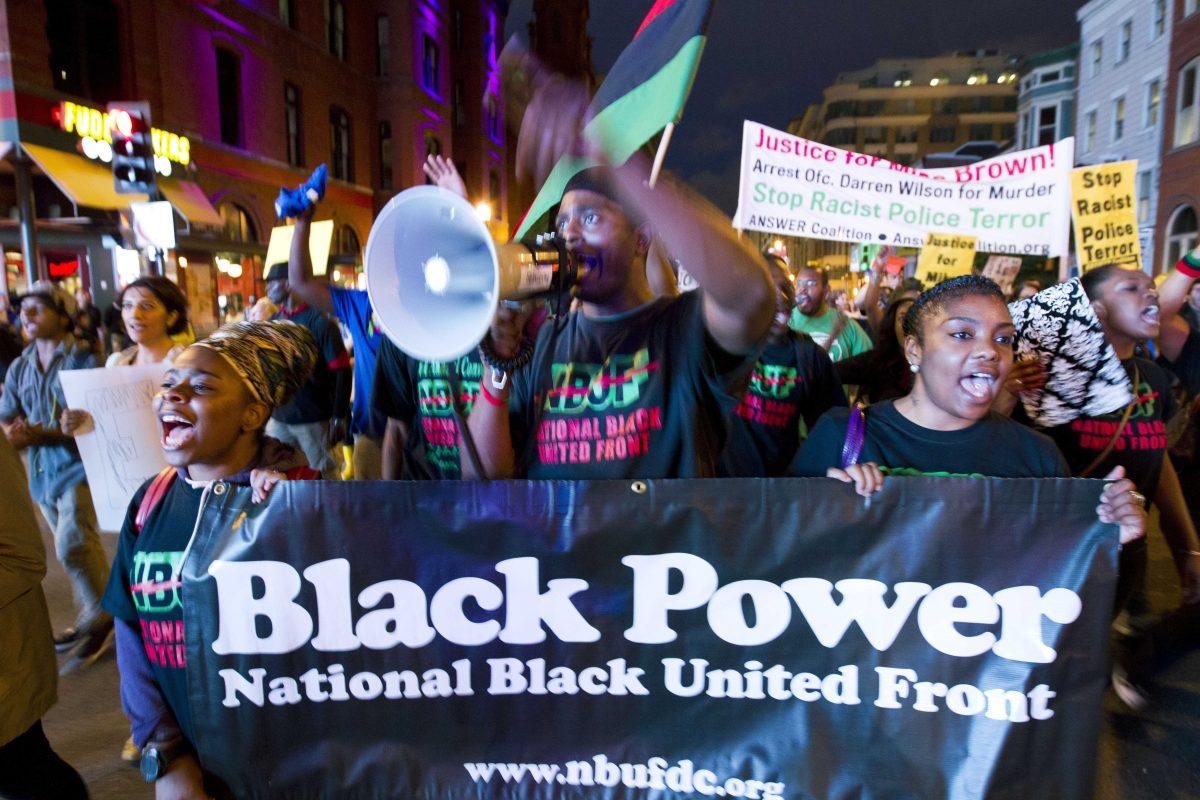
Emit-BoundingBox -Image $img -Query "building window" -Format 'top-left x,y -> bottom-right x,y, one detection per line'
376,15 -> 390,77
219,203 -> 257,243
453,80 -> 466,127
488,169 -> 500,213
1155,0 -> 1166,37
284,83 -> 302,166
215,48 -> 241,147
999,123 -> 1015,142
969,124 -> 992,141
1166,206 -> 1198,272
378,121 -> 392,192
895,126 -> 918,144
1118,21 -> 1132,63
861,126 -> 885,144
330,107 -> 352,181
325,0 -> 346,61
1090,40 -> 1102,77
1188,0 -> 1198,17
1146,80 -> 1162,128
1176,59 -> 1200,147
1036,106 -> 1057,146
46,0 -> 124,102
484,93 -> 499,139
1113,96 -> 1126,140
1085,110 -> 1097,152
279,0 -> 295,27
422,35 -> 440,94
424,131 -> 441,158
930,127 -> 955,143
1137,170 -> 1152,225
1039,70 -> 1061,84
1022,110 -> 1034,148
892,71 -> 912,87
336,226 -> 361,261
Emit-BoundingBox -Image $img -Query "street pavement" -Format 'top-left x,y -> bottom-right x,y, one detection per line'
34,513 -> 1200,799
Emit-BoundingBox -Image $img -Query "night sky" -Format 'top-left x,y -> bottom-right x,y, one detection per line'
506,0 -> 1080,214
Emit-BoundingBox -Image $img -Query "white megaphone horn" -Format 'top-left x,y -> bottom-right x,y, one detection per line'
365,185 -> 579,362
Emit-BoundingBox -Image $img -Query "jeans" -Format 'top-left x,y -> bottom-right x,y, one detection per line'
0,721 -> 88,799
352,434 -> 383,480
37,482 -> 108,630
265,419 -> 341,480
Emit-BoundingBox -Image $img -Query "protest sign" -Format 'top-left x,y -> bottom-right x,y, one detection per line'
983,255 -> 1023,296
264,219 -> 335,277
1069,161 -> 1140,272
181,478 -> 1115,799
915,232 -> 976,285
734,120 -> 1073,257
59,365 -> 168,530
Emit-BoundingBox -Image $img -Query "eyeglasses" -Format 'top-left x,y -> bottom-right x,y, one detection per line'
796,279 -> 820,289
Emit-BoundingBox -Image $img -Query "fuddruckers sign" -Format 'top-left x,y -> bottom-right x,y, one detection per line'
182,478 -> 1116,799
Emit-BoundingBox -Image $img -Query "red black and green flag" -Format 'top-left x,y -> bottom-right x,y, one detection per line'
513,0 -> 715,241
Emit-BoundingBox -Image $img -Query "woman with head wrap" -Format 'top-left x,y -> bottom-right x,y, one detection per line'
98,321 -> 319,799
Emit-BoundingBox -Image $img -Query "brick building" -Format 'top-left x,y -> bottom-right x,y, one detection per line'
0,0 -> 507,331
1156,0 -> 1200,274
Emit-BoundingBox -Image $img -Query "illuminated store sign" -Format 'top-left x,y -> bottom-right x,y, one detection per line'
56,101 -> 191,176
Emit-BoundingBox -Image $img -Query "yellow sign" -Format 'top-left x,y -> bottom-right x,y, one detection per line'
915,232 -> 977,285
1069,161 -> 1140,273
57,101 -> 191,166
264,220 -> 335,278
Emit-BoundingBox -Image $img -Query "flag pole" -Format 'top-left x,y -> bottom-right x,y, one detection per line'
648,122 -> 675,188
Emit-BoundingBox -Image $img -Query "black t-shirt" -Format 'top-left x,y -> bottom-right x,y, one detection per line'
719,333 -> 846,477
1040,357 -> 1176,499
272,304 -> 348,425
101,478 -> 204,745
509,291 -> 750,479
790,400 -> 1069,478
1166,328 -> 1200,398
372,339 -> 482,480
835,349 -> 913,405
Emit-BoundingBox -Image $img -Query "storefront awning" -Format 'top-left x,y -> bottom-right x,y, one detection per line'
159,179 -> 222,228
21,142 -> 147,210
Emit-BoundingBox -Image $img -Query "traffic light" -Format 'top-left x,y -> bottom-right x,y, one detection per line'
107,101 -> 156,195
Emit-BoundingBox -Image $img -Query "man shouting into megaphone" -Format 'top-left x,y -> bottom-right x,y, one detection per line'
462,58 -> 775,481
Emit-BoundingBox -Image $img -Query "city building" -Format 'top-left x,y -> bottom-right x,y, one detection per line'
1014,44 -> 1078,151
788,51 -> 1020,167
1075,0 -> 1172,272
0,0 -> 508,330
779,51 -> 1019,273
1156,0 -> 1200,274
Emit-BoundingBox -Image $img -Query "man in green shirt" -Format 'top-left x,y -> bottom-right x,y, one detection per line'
787,266 -> 872,362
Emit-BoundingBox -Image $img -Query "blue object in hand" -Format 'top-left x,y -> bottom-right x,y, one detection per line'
274,163 -> 327,219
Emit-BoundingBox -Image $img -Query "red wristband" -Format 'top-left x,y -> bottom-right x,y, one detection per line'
479,382 -> 505,407
1178,253 -> 1200,279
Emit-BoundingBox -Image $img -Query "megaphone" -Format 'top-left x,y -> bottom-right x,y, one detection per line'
365,185 -> 579,362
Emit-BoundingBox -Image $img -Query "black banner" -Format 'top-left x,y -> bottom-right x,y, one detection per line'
182,477 -> 1116,799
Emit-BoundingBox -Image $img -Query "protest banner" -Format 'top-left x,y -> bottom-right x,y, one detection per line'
59,365 -> 168,530
915,232 -> 977,285
982,255 -> 1023,296
180,478 -> 1115,799
1069,161 -> 1140,272
734,120 -> 1073,258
